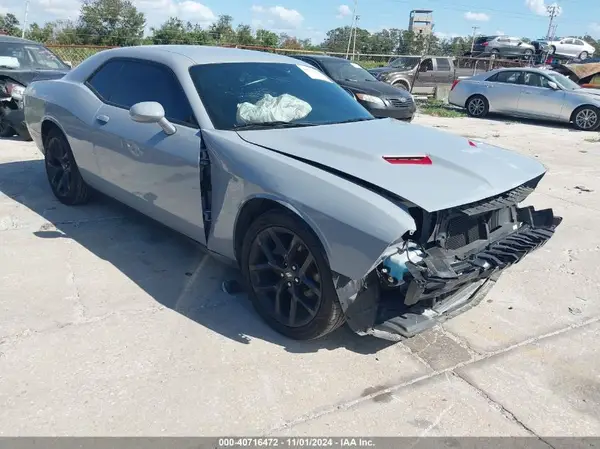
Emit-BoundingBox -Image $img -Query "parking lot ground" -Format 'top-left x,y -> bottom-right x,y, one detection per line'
1,116 -> 599,436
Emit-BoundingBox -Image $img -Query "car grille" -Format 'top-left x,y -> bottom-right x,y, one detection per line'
388,98 -> 413,108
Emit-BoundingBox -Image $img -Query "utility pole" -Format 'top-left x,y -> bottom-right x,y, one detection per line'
21,0 -> 30,38
470,26 -> 480,53
345,0 -> 358,59
545,4 -> 560,40
550,24 -> 558,41
352,15 -> 360,60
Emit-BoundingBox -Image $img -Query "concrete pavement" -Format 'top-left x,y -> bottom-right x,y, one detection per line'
1,116 -> 599,436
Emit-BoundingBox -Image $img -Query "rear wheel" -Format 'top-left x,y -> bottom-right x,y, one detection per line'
241,210 -> 345,340
572,106 -> 600,131
466,95 -> 489,118
44,128 -> 91,205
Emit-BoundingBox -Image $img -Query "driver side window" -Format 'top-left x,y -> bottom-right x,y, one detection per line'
523,72 -> 551,88
420,58 -> 433,72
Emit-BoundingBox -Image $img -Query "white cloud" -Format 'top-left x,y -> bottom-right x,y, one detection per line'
496,30 -> 505,35
464,11 -> 490,22
434,31 -> 462,40
251,5 -> 304,29
336,4 -> 352,19
134,0 -> 215,27
525,0 -> 562,16
36,0 -> 81,19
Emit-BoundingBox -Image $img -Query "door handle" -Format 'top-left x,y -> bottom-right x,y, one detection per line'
96,114 -> 110,124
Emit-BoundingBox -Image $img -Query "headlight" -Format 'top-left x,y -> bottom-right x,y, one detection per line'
355,93 -> 385,106
8,83 -> 25,101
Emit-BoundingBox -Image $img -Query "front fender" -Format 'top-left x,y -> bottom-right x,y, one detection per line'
202,129 -> 417,281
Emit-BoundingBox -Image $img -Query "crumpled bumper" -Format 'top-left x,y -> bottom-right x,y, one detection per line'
350,206 -> 562,341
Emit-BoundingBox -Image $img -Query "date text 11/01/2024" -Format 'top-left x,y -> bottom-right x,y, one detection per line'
217,438 -> 376,448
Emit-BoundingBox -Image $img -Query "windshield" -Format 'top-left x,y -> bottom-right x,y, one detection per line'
0,42 -> 69,70
320,59 -> 377,82
390,57 -> 420,70
546,71 -> 581,90
189,62 -> 374,130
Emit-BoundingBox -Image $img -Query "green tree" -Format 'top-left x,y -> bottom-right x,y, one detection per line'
0,13 -> 21,36
77,0 -> 146,46
25,22 -> 55,43
235,24 -> 254,45
580,35 -> 600,55
209,15 -> 235,43
149,17 -> 212,45
255,29 -> 279,47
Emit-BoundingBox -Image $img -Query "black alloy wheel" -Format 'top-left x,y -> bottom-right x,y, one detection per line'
241,210 -> 345,340
248,226 -> 322,328
44,129 -> 90,205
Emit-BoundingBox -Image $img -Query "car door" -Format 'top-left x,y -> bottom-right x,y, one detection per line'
434,58 -> 453,84
483,70 -> 523,113
558,39 -> 577,57
517,72 -> 566,119
415,58 -> 435,87
572,39 -> 586,57
85,58 -> 207,243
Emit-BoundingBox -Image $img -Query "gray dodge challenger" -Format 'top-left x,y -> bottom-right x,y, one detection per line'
22,45 -> 562,342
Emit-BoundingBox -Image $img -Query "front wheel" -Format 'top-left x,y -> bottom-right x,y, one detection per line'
241,210 -> 345,340
393,81 -> 408,91
572,106 -> 600,131
466,95 -> 489,118
0,107 -> 15,138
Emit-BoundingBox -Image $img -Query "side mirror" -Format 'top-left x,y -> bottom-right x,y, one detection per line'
129,101 -> 176,135
63,60 -> 72,68
547,81 -> 559,90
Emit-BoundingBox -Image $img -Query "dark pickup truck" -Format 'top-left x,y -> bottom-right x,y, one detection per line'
369,56 -> 473,91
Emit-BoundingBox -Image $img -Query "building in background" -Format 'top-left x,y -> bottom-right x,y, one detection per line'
408,10 -> 434,36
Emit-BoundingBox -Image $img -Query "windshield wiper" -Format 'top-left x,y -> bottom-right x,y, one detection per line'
0,65 -> 16,69
323,117 -> 376,125
233,121 -> 317,130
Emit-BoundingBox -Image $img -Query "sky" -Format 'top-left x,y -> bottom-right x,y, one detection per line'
2,0 -> 599,43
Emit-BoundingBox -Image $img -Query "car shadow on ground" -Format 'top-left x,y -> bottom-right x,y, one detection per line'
0,159 -> 396,355
477,113 -> 582,131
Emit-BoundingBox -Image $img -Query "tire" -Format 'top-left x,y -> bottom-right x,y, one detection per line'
465,95 -> 489,118
0,108 -> 15,138
241,209 -> 346,340
524,49 -> 533,58
393,81 -> 408,91
550,46 -> 556,55
572,105 -> 600,131
44,128 -> 91,205
491,49 -> 500,56
579,51 -> 588,60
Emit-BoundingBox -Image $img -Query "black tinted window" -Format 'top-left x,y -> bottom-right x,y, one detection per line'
490,71 -> 522,84
436,58 -> 451,71
90,59 -> 196,127
87,60 -> 123,100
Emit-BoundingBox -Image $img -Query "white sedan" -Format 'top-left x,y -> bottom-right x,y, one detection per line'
547,37 -> 596,60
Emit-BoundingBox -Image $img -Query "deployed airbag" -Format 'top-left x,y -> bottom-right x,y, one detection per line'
236,94 -> 312,124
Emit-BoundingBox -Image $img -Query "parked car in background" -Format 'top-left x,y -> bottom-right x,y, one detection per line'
0,35 -> 70,140
472,36 -> 535,58
369,56 -> 465,91
23,45 -> 561,342
292,54 -> 415,121
449,67 -> 600,131
546,38 -> 596,60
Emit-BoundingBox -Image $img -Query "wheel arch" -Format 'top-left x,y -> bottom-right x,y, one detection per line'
569,104 -> 599,123
465,93 -> 489,109
233,194 -> 332,267
40,117 -> 67,154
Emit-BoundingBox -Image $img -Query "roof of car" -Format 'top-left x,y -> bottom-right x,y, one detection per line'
96,44 -> 302,65
295,54 -> 348,62
0,35 -> 38,45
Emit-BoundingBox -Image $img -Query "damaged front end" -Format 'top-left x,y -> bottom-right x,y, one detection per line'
335,176 -> 562,341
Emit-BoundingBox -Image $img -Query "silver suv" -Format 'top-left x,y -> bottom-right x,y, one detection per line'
472,36 -> 535,58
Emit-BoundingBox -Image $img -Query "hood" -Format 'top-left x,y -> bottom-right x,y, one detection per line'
237,118 -> 546,213
341,79 -> 412,97
577,88 -> 600,98
0,69 -> 68,86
